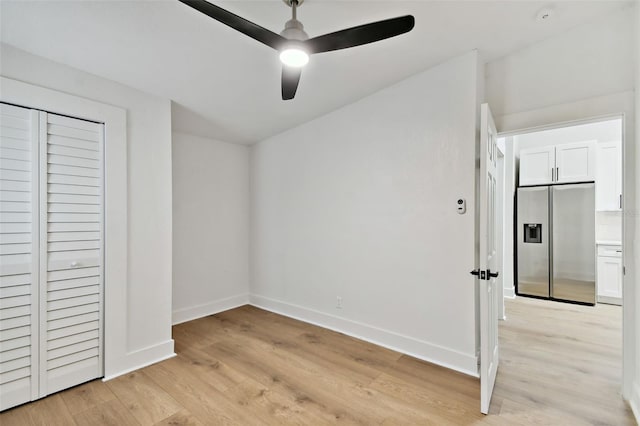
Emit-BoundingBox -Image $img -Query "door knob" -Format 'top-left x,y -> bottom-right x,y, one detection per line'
487,269 -> 499,278
70,261 -> 79,268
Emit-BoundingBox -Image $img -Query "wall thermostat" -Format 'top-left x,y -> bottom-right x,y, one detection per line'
456,198 -> 466,214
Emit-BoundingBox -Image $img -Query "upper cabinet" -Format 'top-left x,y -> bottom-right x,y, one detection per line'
519,141 -> 596,186
519,146 -> 555,186
595,140 -> 622,211
555,141 -> 596,183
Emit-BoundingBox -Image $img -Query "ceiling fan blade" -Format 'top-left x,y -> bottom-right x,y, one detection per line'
179,0 -> 287,50
282,66 -> 302,100
305,15 -> 415,54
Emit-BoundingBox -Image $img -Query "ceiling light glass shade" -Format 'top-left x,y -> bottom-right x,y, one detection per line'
279,48 -> 309,67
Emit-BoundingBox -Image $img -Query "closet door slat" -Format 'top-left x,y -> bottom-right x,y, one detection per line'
40,112 -> 103,397
47,135 -> 99,152
0,103 -> 38,411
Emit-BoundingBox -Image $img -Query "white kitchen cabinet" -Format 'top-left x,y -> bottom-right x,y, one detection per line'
519,141 -> 595,186
519,146 -> 555,186
597,244 -> 622,305
596,140 -> 622,211
555,141 -> 596,183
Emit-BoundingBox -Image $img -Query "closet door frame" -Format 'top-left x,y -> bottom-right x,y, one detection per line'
1,77 -> 127,379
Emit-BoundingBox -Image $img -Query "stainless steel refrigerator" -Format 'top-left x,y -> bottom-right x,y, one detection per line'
516,183 -> 595,305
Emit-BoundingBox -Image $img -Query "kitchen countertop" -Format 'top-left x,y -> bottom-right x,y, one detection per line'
596,240 -> 622,246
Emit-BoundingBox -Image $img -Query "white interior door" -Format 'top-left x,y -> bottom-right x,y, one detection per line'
39,112 -> 104,396
0,105 -> 104,411
479,103 -> 499,414
0,103 -> 39,411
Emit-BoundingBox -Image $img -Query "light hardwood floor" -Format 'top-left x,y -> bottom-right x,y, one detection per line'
1,297 -> 635,425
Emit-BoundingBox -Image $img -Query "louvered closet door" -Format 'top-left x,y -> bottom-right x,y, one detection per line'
40,112 -> 103,396
0,103 -> 39,410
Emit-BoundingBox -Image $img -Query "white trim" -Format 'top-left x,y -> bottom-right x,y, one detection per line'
172,293 -> 250,325
495,91 -> 633,136
249,294 -> 479,377
102,340 -> 176,381
597,295 -> 622,306
630,381 -> 640,423
0,77 -> 128,380
504,287 -> 516,299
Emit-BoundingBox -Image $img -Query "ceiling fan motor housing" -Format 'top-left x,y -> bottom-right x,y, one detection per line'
280,18 -> 309,41
282,0 -> 304,7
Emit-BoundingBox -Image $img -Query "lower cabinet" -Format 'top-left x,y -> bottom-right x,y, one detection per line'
596,245 -> 622,305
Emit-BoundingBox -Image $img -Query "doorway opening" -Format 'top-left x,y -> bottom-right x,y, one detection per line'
489,117 -> 633,422
499,117 -> 623,308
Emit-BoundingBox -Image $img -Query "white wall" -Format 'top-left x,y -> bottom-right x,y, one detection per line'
0,44 -> 175,377
172,131 -> 250,324
487,7 -> 635,119
251,51 -> 480,375
486,2 -> 637,402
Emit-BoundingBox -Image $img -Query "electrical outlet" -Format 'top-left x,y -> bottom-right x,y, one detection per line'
336,296 -> 343,309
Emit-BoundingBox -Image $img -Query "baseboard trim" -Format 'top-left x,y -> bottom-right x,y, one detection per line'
172,293 -> 250,325
630,381 -> 640,424
504,287 -> 516,299
597,295 -> 622,306
249,294 -> 478,377
103,339 -> 176,381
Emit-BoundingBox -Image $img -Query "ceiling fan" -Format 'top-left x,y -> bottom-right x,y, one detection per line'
178,0 -> 415,100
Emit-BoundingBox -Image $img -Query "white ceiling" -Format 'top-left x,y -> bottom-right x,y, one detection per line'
0,0 -> 630,144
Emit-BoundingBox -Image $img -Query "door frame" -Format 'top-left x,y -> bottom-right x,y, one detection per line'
495,146 -> 506,321
497,111 -> 634,400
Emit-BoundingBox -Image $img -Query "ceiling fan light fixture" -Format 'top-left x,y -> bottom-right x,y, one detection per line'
178,0 -> 415,99
279,48 -> 309,67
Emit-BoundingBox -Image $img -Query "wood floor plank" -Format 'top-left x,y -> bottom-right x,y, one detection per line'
223,376 -> 333,425
27,394 -> 76,426
153,409 -> 204,426
172,317 -> 229,353
106,370 -> 183,425
368,372 -> 482,423
60,379 -> 118,416
174,346 -> 247,393
0,402 -> 35,426
201,339 -> 374,424
72,398 -> 141,426
143,354 -> 265,426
